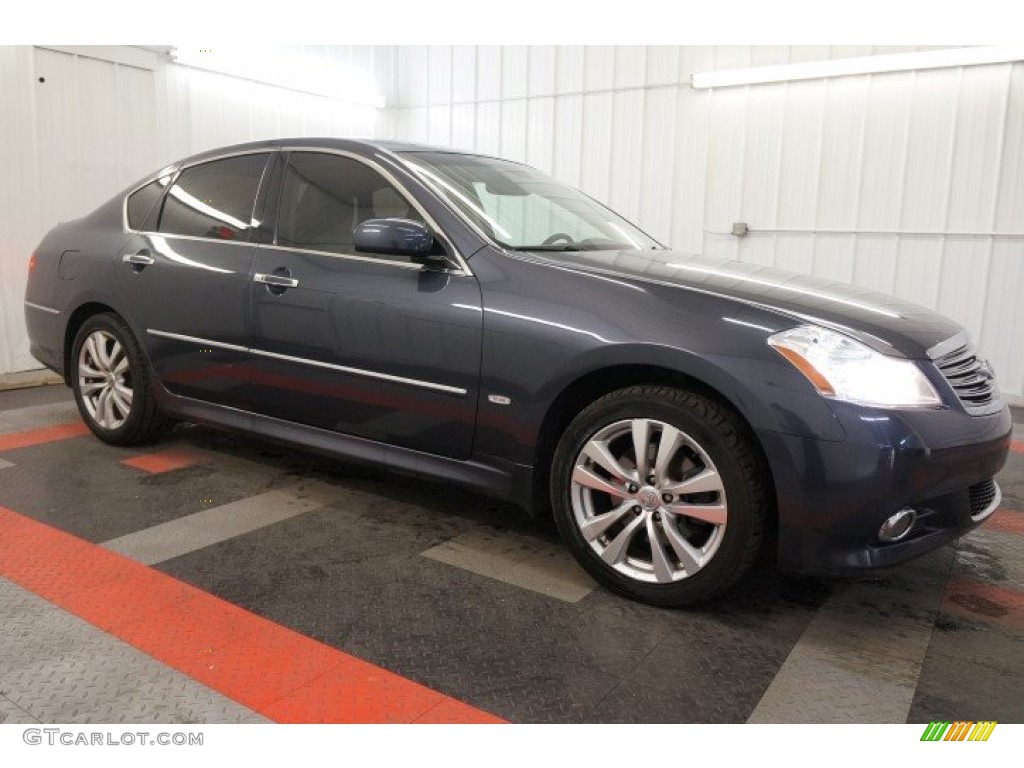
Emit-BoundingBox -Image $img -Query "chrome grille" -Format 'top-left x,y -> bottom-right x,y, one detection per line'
932,343 -> 998,413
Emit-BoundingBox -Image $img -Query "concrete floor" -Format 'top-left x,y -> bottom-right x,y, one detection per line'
1,384 -> 1022,723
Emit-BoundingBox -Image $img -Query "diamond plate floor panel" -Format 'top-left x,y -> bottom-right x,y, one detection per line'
0,578 -> 266,724
747,548 -> 953,723
909,515 -> 1024,723
0,400 -> 80,432
0,694 -> 39,724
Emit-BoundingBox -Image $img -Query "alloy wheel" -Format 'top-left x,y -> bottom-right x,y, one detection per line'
570,418 -> 728,583
78,329 -> 133,430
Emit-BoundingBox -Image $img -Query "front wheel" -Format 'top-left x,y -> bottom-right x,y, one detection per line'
551,385 -> 769,606
71,313 -> 172,445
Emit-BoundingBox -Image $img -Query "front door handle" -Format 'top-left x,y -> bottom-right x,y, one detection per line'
123,250 -> 155,268
254,272 -> 299,289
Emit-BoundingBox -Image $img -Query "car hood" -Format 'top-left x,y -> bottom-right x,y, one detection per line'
527,248 -> 962,359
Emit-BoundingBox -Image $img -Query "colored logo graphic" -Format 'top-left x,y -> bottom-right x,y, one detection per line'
920,721 -> 997,742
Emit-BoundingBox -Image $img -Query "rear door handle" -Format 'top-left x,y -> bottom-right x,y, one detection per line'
254,273 -> 299,289
123,250 -> 155,267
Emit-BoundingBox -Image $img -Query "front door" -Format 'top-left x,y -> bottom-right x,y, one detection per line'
247,151 -> 482,459
116,152 -> 272,408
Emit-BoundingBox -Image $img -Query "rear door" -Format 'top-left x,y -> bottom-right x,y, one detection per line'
117,152 -> 272,408
246,150 -> 483,459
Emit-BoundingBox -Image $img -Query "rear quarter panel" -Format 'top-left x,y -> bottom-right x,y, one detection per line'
25,196 -> 133,377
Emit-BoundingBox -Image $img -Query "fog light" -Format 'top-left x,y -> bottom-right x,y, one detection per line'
878,508 -> 917,543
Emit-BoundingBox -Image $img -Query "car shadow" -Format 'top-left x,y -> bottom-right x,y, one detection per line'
165,421 -> 849,617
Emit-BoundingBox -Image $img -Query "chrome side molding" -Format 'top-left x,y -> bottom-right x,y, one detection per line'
145,329 -> 466,397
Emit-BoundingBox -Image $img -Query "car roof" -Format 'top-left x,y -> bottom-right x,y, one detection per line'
170,137 -> 475,169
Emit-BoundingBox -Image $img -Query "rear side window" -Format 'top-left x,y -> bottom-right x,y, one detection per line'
158,153 -> 270,241
125,175 -> 170,231
276,152 -> 424,258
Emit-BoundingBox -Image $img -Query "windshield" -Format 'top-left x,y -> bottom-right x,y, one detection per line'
399,152 -> 662,252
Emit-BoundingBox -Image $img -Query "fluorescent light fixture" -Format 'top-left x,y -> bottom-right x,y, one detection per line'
170,46 -> 385,107
691,46 -> 1024,89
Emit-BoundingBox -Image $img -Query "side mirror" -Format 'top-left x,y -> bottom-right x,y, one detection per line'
353,218 -> 439,261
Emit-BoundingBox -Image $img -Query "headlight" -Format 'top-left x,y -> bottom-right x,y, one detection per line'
768,325 -> 942,408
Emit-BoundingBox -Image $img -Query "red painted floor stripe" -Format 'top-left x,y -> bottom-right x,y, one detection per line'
121,449 -> 199,474
942,577 -> 1024,633
0,421 -> 89,452
985,508 -> 1024,536
414,697 -> 508,724
0,506 -> 505,724
1011,439 -> 1024,454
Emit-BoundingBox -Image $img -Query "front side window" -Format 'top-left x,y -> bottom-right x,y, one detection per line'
158,153 -> 269,241
399,151 -> 661,252
126,175 -> 171,231
276,152 -> 425,259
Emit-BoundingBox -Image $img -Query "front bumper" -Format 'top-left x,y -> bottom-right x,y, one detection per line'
759,399 -> 1012,572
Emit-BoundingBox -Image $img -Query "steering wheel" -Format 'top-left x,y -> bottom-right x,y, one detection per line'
542,232 -> 575,246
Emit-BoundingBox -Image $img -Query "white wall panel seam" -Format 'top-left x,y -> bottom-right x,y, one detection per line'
935,69 -> 965,313
979,63 -> 1018,359
892,70 -> 917,297
990,66 -> 1015,228
770,82 -> 789,267
808,79 -> 830,277
697,87 -> 712,254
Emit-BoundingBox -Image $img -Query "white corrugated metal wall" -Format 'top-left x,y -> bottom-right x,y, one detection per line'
387,46 -> 1024,400
0,45 -> 395,376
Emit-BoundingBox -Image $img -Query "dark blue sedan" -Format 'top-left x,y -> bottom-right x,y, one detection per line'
23,139 -> 1012,605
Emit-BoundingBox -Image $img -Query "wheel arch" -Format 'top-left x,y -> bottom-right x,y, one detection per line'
530,361 -> 776,528
62,301 -> 123,385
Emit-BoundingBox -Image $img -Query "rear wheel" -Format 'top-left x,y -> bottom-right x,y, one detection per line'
71,313 -> 171,445
551,385 -> 768,606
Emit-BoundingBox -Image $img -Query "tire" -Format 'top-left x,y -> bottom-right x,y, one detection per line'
71,313 -> 172,446
550,385 -> 768,606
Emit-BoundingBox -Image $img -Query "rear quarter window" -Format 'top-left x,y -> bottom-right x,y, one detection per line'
125,175 -> 171,231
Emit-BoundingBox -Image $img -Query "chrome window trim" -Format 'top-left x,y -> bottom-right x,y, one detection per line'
137,231 -> 259,249
24,301 -> 61,315
276,146 -> 471,276
124,146 -> 473,277
258,242 -> 430,272
146,329 -> 467,397
147,329 -> 248,353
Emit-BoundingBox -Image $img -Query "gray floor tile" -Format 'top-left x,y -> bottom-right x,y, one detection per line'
422,527 -> 597,602
0,577 -> 259,724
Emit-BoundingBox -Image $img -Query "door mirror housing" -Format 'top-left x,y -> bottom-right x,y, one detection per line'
353,218 -> 440,261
